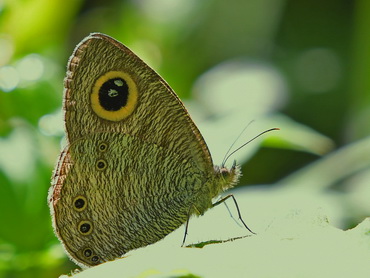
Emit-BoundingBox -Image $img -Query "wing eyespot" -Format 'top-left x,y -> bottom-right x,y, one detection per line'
73,196 -> 87,211
91,71 -> 139,121
98,142 -> 108,152
96,159 -> 107,171
78,221 -> 93,235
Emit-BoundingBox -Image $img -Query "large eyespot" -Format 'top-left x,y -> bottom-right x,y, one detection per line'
98,142 -> 108,152
78,221 -> 93,235
96,159 -> 107,171
73,196 -> 87,211
91,71 -> 138,121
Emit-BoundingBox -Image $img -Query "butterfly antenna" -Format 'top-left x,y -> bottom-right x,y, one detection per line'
222,127 -> 280,167
221,121 -> 255,167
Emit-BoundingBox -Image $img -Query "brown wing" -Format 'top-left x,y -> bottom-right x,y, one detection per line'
49,132 -> 210,267
63,33 -> 213,171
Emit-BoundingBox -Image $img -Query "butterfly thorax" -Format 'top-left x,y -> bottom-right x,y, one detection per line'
189,164 -> 241,218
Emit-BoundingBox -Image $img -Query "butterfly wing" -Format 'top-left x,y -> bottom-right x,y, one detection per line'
50,131 -> 208,267
64,33 -> 212,171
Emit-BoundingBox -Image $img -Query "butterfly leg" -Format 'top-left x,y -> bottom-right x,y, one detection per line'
212,194 -> 256,235
181,205 -> 194,247
181,204 -> 202,246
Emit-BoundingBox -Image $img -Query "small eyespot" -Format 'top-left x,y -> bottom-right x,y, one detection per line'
83,248 -> 93,258
96,159 -> 107,171
91,255 -> 100,264
78,221 -> 93,235
98,142 -> 108,152
73,196 -> 87,211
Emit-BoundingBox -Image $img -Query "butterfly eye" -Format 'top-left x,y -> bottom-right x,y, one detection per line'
96,159 -> 107,171
78,221 -> 93,235
220,168 -> 230,177
98,142 -> 108,152
73,196 -> 87,211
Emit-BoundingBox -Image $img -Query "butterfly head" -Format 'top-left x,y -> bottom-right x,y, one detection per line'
214,161 -> 241,192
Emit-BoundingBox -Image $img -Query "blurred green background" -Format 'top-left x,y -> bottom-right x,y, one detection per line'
0,0 -> 370,277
